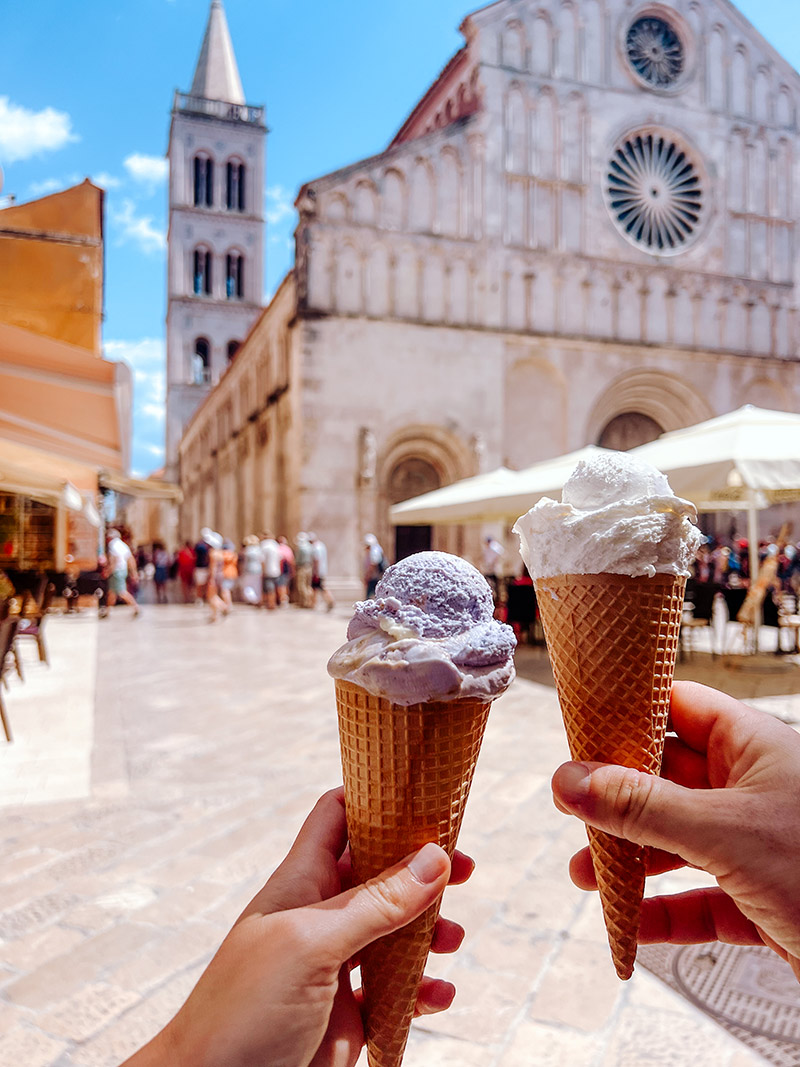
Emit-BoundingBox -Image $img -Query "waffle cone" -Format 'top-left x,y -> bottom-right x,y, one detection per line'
534,572 -> 686,980
335,679 -> 492,1067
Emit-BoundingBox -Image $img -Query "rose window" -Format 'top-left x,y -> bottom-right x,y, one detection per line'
626,16 -> 684,88
606,132 -> 702,252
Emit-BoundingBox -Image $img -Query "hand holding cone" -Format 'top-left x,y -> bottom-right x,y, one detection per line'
535,572 -> 685,978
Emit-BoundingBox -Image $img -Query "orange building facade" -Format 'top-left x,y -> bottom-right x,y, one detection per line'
0,181 -> 132,571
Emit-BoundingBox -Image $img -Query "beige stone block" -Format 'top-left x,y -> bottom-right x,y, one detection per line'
0,924 -> 84,971
38,980 -> 140,1041
498,1018 -> 603,1067
4,922 -> 156,1009
529,937 -> 622,1031
415,963 -> 529,1045
503,873 -> 582,935
404,1029 -> 493,1066
0,1025 -> 67,1067
469,924 -> 554,985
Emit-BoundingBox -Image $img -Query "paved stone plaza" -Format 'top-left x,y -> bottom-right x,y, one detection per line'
1,603 -> 798,1066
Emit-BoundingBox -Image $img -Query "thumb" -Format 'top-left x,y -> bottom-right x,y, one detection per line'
552,761 -> 730,870
310,842 -> 451,964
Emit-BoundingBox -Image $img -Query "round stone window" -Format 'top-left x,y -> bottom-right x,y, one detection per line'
606,131 -> 703,253
626,15 -> 684,88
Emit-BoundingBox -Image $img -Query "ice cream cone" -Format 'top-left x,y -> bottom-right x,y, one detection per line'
534,572 -> 686,979
335,678 -> 492,1067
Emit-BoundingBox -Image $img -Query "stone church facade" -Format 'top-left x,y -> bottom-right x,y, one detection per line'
179,0 -> 800,578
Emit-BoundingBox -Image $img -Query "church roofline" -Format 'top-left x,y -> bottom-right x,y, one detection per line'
390,46 -> 470,147
294,113 -> 477,206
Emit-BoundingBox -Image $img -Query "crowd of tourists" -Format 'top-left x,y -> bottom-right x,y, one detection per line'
101,528 -> 336,621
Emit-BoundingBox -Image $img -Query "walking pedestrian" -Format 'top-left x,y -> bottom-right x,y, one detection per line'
194,532 -> 212,603
177,541 -> 196,603
203,530 -> 225,623
481,535 -> 505,600
259,532 -> 282,610
294,532 -> 313,608
152,541 -> 170,605
105,529 -> 139,617
363,533 -> 386,599
220,540 -> 238,615
240,535 -> 264,606
277,536 -> 295,606
309,532 -> 334,612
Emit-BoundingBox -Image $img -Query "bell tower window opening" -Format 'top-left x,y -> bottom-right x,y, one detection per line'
192,337 -> 211,385
226,160 -> 246,211
226,252 -> 244,299
193,247 -> 213,295
227,340 -> 241,362
193,154 -> 214,207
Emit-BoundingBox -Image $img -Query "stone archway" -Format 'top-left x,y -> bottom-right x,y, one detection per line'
597,412 -> 663,451
388,457 -> 441,561
586,369 -> 713,445
374,425 -> 474,565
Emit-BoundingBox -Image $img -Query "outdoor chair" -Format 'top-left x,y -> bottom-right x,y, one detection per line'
16,579 -> 54,666
0,616 -> 20,742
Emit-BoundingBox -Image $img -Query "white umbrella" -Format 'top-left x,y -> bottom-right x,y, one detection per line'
631,405 -> 800,582
390,446 -> 610,526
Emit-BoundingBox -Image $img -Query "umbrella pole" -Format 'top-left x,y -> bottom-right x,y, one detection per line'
747,502 -> 760,653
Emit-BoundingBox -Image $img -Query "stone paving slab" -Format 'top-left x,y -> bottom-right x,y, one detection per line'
0,605 -> 795,1065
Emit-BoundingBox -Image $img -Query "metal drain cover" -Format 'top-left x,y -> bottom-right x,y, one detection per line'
639,944 -> 800,1066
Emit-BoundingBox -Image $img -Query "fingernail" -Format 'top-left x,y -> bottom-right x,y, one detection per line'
408,843 -> 448,885
556,762 -> 592,808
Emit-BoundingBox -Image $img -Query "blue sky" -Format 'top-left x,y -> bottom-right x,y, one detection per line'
2,0 -> 798,475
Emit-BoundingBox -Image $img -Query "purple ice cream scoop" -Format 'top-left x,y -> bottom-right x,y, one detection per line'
328,551 -> 516,705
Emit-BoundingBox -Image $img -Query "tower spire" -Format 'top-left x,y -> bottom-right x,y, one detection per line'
190,0 -> 245,104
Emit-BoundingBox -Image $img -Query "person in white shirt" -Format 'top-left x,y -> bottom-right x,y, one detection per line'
309,533 -> 334,612
106,529 -> 139,617
259,533 -> 282,611
481,536 -> 504,600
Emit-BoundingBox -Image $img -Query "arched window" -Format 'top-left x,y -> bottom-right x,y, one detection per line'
225,252 -> 244,299
226,160 -> 246,211
227,339 -> 241,361
193,154 -> 214,207
193,247 -> 212,295
192,338 -> 211,384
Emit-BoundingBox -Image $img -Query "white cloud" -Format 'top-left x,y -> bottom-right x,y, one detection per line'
0,96 -> 78,164
124,153 -> 168,185
93,171 -> 121,189
28,176 -> 67,196
265,184 -> 295,226
110,199 -> 165,254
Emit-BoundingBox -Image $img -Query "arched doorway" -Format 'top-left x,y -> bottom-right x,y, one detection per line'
388,457 -> 440,561
597,412 -> 663,451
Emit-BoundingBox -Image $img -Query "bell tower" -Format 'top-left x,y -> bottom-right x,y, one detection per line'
165,0 -> 266,480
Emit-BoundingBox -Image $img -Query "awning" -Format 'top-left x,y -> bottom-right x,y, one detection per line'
0,437 -> 99,507
99,469 -> 183,503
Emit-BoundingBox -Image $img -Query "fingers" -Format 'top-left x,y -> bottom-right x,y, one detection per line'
660,736 -> 710,790
551,761 -> 731,871
312,842 -> 451,963
414,976 -> 456,1016
431,917 -> 464,954
668,681 -> 749,754
568,844 -> 687,890
449,850 -> 475,886
639,888 -> 764,947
